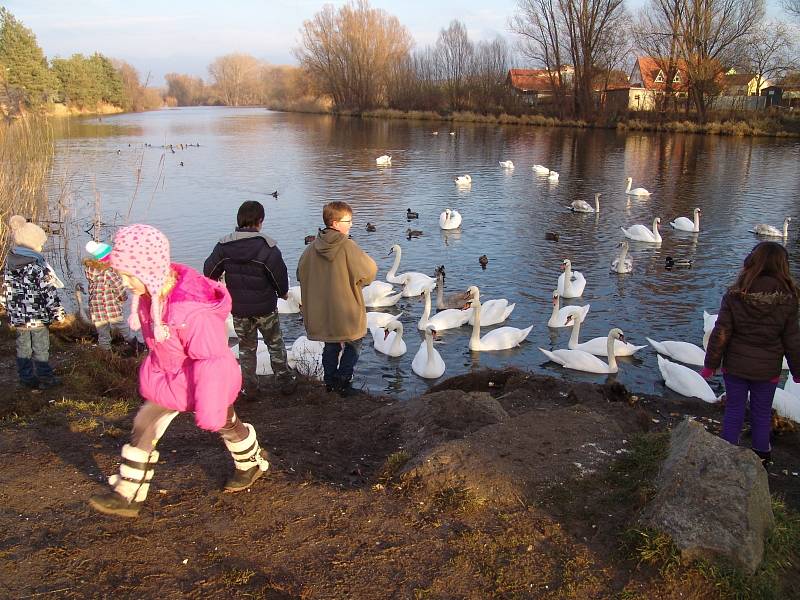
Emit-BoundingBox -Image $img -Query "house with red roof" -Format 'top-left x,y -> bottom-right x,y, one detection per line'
506,67 -> 574,105
627,56 -> 689,111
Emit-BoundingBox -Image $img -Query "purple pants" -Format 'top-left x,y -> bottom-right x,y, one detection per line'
721,373 -> 778,453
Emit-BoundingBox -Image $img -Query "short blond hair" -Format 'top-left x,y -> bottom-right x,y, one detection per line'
323,201 -> 353,227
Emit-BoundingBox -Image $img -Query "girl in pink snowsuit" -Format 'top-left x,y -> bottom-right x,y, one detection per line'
89,224 -> 269,518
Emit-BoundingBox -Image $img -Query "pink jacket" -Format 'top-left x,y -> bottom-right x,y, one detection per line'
136,264 -> 241,431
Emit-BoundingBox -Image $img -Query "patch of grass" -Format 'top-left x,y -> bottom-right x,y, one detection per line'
219,568 -> 256,586
621,528 -> 681,576
377,450 -> 410,483
430,484 -> 484,513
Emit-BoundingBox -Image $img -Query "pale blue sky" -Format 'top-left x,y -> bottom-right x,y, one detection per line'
3,0 -> 787,85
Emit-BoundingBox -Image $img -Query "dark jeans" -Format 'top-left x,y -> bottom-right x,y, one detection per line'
721,373 -> 778,453
322,338 -> 363,387
234,312 -> 288,390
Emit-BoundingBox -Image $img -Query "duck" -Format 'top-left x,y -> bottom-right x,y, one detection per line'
434,266 -> 470,310
304,234 -> 316,245
548,170 -> 559,181
532,164 -> 550,175
621,217 -> 662,243
366,310 -> 403,329
499,160 -> 514,169
478,254 -> 489,269
539,328 -> 626,374
179,161 -> 184,167
362,281 -> 402,308
366,222 -> 377,232
454,174 -> 472,186
371,320 -> 407,357
646,333 -> 709,367
277,286 -> 302,314
406,228 -> 423,238
657,355 -> 720,403
665,256 -> 692,269
466,287 -> 532,351
568,193 -> 600,213
412,325 -> 446,378
271,190 -> 279,198
439,208 -> 462,230
751,217 -> 791,238
670,208 -> 701,232
547,290 -> 590,328
376,155 -> 392,166
419,287 -> 471,331
385,244 -> 436,296
565,312 -> 645,356
466,285 -> 515,327
557,259 -> 586,298
287,336 -> 325,378
625,176 -> 651,196
406,208 -> 419,219
611,241 -> 633,274
545,231 -> 560,242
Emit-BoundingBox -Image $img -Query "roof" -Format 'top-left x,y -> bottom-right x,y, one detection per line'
630,57 -> 689,92
507,68 -> 569,93
723,73 -> 757,87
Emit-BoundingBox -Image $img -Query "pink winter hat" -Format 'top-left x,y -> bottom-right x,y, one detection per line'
110,224 -> 172,342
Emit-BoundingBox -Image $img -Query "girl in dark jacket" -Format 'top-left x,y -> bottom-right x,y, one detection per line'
703,242 -> 800,463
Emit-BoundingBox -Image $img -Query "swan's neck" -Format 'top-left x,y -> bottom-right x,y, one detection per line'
387,249 -> 401,278
550,297 -> 560,322
694,212 -> 700,231
470,297 -> 482,347
436,273 -> 445,307
563,264 -> 572,294
625,179 -> 631,192
785,220 -> 790,237
595,195 -> 600,212
702,328 -> 711,351
391,324 -> 404,353
617,245 -> 628,270
421,289 -> 432,324
425,330 -> 435,366
652,219 -> 661,241
568,316 -> 581,347
606,334 -> 618,370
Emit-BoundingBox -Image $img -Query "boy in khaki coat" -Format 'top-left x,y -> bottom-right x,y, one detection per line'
297,202 -> 377,396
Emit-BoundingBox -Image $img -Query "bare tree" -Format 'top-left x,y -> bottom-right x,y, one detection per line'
165,72 -> 207,106
742,20 -> 798,94
782,0 -> 800,19
471,37 -> 516,113
208,53 -> 262,106
435,20 -> 474,111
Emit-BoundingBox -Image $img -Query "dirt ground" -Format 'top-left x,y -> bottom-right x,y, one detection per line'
1,327 -> 800,599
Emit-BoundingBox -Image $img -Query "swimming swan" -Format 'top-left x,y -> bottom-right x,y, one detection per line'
568,193 -> 600,213
467,287 -> 532,351
386,244 -> 436,296
499,160 -> 514,169
277,286 -> 302,314
621,217 -> 662,243
625,177 -> 651,196
532,164 -> 550,175
670,208 -> 701,232
646,334 -> 708,367
376,155 -> 392,166
610,241 -> 633,274
657,355 -> 720,403
362,281 -> 402,307
539,328 -> 625,374
366,310 -> 403,329
412,325 -> 446,378
566,312 -> 645,356
371,320 -> 407,357
751,217 -> 791,238
455,174 -> 472,186
557,259 -> 587,298
547,290 -> 590,328
419,287 -> 471,331
465,285 -> 515,326
439,208 -> 462,230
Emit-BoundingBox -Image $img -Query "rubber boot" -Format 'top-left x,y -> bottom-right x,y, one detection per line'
754,449 -> 772,470
223,423 -> 269,492
16,358 -> 39,389
34,360 -> 61,389
88,444 -> 158,518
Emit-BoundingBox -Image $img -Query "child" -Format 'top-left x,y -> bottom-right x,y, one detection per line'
89,224 -> 270,518
296,201 -> 377,396
3,215 -> 64,389
83,240 -> 133,350
703,241 -> 800,465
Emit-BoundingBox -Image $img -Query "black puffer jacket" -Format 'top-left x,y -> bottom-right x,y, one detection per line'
203,229 -> 289,317
704,275 -> 800,381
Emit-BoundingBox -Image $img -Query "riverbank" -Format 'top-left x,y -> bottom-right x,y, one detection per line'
1,320 -> 799,597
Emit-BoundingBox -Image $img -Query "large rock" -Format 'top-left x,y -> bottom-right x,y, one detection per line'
641,418 -> 774,574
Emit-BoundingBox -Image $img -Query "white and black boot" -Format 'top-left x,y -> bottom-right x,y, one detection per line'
88,444 -> 158,517
223,423 -> 269,492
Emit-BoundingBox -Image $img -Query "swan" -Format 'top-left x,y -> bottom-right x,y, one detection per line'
772,387 -> 800,423
499,160 -> 514,169
412,325 -> 446,379
548,171 -> 559,181
419,287 -> 471,331
557,259 -> 587,298
465,286 -> 515,326
621,217 -> 662,243
467,288 -> 532,351
547,290 -> 590,328
566,312 -> 645,356
625,177 -> 651,196
532,164 -> 550,175
568,193 -> 600,213
287,336 -> 325,378
454,174 -> 472,186
376,155 -> 392,166
385,244 -> 436,296
435,267 -> 470,310
439,208 -> 462,230
646,333 -> 709,367
539,329 -> 625,374
784,376 -> 800,399
751,217 -> 791,238
370,320 -> 407,357
670,208 -> 701,232
657,355 -> 720,403
277,286 -> 302,314
366,310 -> 403,329
611,241 -> 633,274
363,280 -> 402,307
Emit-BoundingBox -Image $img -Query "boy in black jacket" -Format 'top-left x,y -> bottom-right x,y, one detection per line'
204,201 -> 293,397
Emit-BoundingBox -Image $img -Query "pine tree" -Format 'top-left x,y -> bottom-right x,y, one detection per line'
0,7 -> 54,105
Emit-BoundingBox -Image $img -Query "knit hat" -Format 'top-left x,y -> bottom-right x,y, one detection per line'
9,215 -> 47,252
85,240 -> 112,262
109,224 -> 172,342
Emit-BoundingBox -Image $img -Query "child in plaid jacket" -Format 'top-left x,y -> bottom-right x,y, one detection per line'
84,241 -> 134,349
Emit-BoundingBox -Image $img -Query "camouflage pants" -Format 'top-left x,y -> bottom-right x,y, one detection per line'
233,311 -> 289,390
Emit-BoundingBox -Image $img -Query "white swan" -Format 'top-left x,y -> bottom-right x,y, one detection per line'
751,217 -> 791,238
532,164 -> 550,175
548,171 -> 559,181
376,155 -> 392,166
287,336 -> 325,378
499,160 -> 514,169
454,174 -> 472,186
363,281 -> 402,307
467,289 -> 532,352
419,287 -> 471,331
568,193 -> 600,213
412,325 -> 446,379
625,177 -> 651,196
370,320 -> 407,357
439,208 -> 462,230
621,217 -> 662,243
277,286 -> 302,314
784,376 -> 800,399
547,290 -> 590,328
610,241 -> 633,274
657,355 -> 720,403
646,334 -> 709,367
539,328 -> 625,374
670,208 -> 701,232
772,387 -> 800,423
386,244 -> 436,296
366,310 -> 403,329
465,286 -> 515,326
566,312 -> 645,356
557,259 -> 586,298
